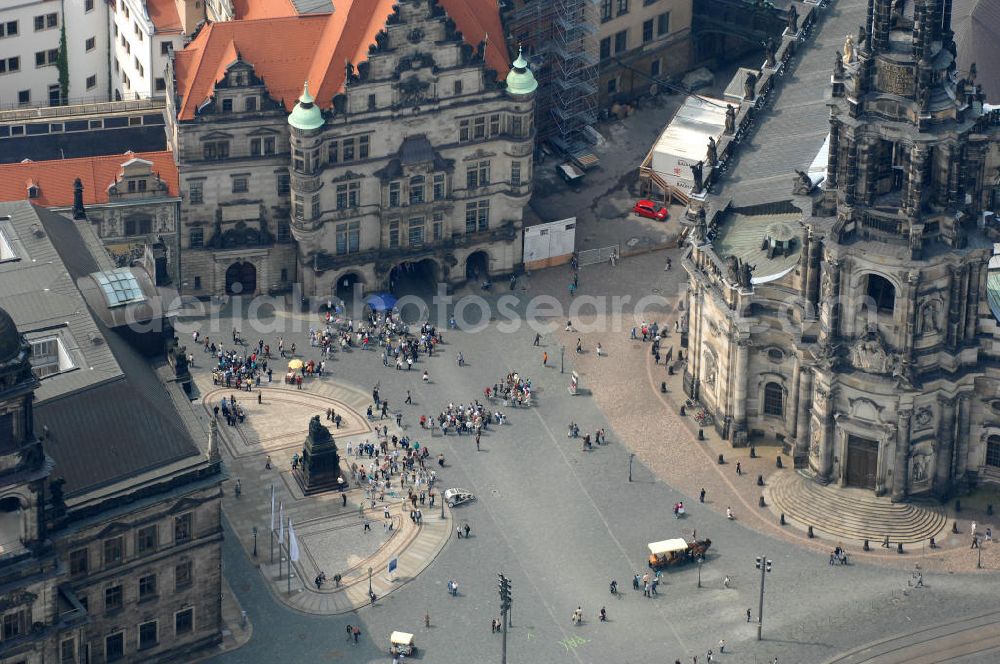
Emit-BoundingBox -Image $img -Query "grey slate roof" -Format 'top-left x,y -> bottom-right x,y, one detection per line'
0,125 -> 167,165
0,202 -> 200,497
291,0 -> 332,13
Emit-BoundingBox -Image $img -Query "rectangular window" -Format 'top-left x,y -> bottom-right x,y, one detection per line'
203,141 -> 229,160
175,560 -> 193,590
367,93 -> 376,110
600,0 -> 612,21
222,98 -> 233,112
136,524 -> 158,554
617,0 -> 629,15
643,19 -> 653,42
1,21 -> 18,38
2,609 -> 28,640
106,632 -> 124,661
651,59 -> 660,77
174,513 -> 192,543
277,222 -> 291,243
175,608 -> 194,635
232,177 -> 249,194
453,79 -> 463,95
103,536 -> 123,566
69,548 -> 88,575
388,221 -> 400,248
657,12 -> 670,35
511,160 -> 521,186
86,36 -> 96,51
311,195 -> 321,218
358,135 -> 370,159
600,37 -> 611,61
433,174 -> 445,200
459,120 -> 470,142
277,172 -> 290,196
409,176 -> 424,204
189,228 -> 204,248
473,116 -> 486,140
465,200 -> 490,233
614,30 -> 628,54
138,573 -> 157,601
432,213 -> 444,241
87,75 -> 97,89
489,114 -> 500,136
644,0 -> 658,4
294,196 -> 304,220
139,621 -> 158,650
188,181 -> 203,204
9,57 -> 20,74
60,638 -> 75,664
328,141 -> 338,163
264,137 -> 275,155
245,97 -> 257,112
104,585 -> 123,612
336,183 -> 360,209
408,217 -> 424,245
161,41 -> 171,55
388,181 -> 400,207
250,138 -> 261,156
342,138 -> 355,162
512,115 -> 524,137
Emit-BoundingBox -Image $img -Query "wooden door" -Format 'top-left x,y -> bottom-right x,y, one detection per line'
846,435 -> 878,489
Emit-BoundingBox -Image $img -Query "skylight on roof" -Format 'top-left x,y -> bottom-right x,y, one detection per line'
93,268 -> 145,307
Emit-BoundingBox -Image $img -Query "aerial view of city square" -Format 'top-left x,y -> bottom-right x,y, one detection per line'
0,0 -> 997,662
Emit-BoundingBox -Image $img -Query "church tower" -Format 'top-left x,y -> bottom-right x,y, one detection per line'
0,307 -> 50,551
809,0 -> 994,499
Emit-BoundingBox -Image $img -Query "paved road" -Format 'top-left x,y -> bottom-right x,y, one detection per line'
185,252 -> 998,664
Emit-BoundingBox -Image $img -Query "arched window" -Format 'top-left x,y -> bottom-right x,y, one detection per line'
763,382 -> 784,417
865,274 -> 895,313
987,435 -> 1000,468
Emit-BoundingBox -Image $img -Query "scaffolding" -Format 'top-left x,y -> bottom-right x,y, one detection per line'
505,0 -> 599,143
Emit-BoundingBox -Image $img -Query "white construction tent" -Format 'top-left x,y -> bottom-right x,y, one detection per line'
640,95 -> 729,204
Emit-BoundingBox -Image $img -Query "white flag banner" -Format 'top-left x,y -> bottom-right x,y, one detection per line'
278,502 -> 285,543
270,485 -> 275,532
289,520 -> 300,562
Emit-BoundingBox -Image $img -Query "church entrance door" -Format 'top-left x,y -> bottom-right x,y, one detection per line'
845,435 -> 878,490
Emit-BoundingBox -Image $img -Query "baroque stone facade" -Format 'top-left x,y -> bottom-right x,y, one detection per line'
167,0 -> 533,298
288,2 -> 534,296
682,0 -> 1000,499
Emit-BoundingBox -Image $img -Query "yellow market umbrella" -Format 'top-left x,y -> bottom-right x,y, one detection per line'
288,359 -> 304,370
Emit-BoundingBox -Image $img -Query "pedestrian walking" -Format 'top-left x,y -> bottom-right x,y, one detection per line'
265,455 -> 272,470
346,624 -> 353,642
699,488 -> 706,503
736,461 -> 742,475
596,342 -> 603,357
543,351 -> 548,365
352,626 -> 361,643
491,619 -> 497,633
746,608 -> 752,622
534,333 -> 541,346
405,390 -> 412,404
718,639 -> 726,653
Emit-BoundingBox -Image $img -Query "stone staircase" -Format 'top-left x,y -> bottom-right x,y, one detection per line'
767,471 -> 947,544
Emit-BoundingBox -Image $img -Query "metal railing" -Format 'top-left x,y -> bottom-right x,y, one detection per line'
0,96 -> 164,122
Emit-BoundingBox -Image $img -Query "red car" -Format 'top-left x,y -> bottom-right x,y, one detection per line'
633,200 -> 669,221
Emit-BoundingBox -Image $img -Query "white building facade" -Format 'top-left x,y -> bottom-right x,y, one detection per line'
111,0 -> 202,101
0,0 -> 109,107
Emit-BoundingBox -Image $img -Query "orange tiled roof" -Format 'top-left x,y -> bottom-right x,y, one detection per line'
146,0 -> 183,33
231,0 -> 299,20
175,3 -> 511,121
0,151 -> 179,208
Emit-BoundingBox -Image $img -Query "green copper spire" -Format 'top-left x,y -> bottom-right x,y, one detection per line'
288,81 -> 324,131
505,47 -> 538,96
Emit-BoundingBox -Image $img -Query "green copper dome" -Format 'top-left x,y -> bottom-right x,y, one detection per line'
288,82 -> 324,131
505,48 -> 538,96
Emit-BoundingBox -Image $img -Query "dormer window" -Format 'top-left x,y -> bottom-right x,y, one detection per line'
27,184 -> 38,199
245,97 -> 257,112
409,176 -> 425,204
222,98 -> 233,112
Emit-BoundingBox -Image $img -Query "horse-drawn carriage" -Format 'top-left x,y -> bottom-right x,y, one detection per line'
647,538 -> 712,570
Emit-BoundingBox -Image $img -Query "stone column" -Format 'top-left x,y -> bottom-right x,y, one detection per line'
816,385 -> 836,483
955,394 -> 972,479
819,258 -> 841,344
906,145 -> 927,216
965,263 -> 981,341
933,396 -> 957,495
826,120 -> 841,189
793,365 -> 813,463
844,138 -> 859,204
947,266 -> 963,349
891,408 -> 912,501
685,285 -> 703,398
731,335 -> 750,445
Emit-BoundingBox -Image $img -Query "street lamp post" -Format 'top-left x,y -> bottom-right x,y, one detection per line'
560,345 -> 565,374
629,453 -> 635,482
697,557 -> 703,588
368,566 -> 374,595
755,555 -> 773,641
252,527 -> 258,558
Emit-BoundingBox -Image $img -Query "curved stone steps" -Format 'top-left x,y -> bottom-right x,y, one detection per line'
766,471 -> 947,544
